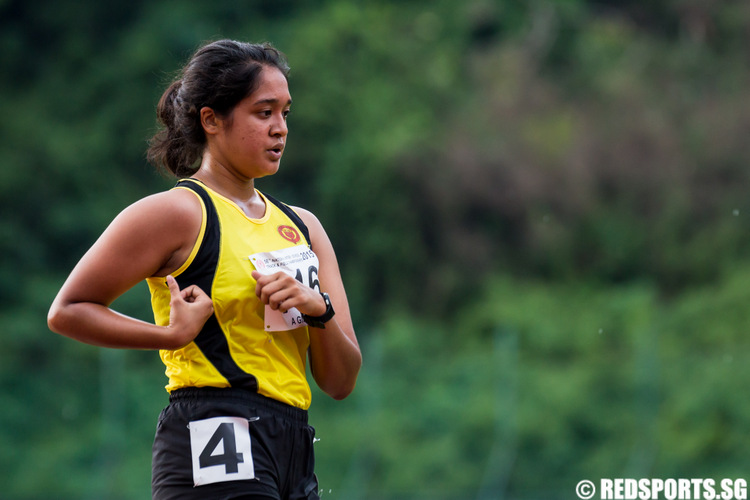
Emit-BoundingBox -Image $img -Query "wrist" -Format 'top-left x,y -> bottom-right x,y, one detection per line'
302,292 -> 335,328
162,323 -> 197,350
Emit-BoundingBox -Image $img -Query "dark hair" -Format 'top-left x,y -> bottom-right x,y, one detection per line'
147,39 -> 290,178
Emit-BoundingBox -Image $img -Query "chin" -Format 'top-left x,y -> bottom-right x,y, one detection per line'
257,163 -> 281,178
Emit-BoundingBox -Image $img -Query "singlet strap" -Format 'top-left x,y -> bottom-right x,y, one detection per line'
262,192 -> 311,247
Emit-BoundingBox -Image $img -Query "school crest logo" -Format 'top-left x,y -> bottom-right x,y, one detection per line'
278,225 -> 301,244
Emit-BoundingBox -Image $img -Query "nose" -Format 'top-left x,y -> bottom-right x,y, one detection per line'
270,112 -> 288,138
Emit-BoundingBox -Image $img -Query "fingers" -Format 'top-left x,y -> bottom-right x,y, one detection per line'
181,284 -> 207,303
252,271 -> 325,315
165,275 -> 214,348
168,275 -> 204,303
252,270 -> 279,297
167,275 -> 212,314
253,272 -> 281,302
253,271 -> 303,311
166,275 -> 181,297
262,280 -> 295,311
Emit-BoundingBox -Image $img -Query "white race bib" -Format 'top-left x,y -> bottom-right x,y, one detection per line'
250,245 -> 320,332
188,416 -> 255,487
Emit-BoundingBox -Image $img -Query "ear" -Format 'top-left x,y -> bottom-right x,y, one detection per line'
200,107 -> 221,135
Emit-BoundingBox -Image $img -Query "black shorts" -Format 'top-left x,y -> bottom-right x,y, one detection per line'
151,387 -> 319,500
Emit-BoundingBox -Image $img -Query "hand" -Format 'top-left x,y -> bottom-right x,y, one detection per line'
251,270 -> 326,316
165,275 -> 214,348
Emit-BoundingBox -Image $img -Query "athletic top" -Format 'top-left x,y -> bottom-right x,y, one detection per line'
146,179 -> 318,409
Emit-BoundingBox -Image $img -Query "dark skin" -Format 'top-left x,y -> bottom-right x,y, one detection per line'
48,66 -> 361,400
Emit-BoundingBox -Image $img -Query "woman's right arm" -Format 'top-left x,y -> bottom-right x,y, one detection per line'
47,188 -> 214,350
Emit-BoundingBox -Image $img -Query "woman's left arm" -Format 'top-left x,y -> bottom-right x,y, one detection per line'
297,208 -> 362,400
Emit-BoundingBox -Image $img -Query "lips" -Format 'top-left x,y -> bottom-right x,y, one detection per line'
267,142 -> 284,160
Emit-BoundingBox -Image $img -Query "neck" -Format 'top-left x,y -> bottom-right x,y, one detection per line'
192,157 -> 265,219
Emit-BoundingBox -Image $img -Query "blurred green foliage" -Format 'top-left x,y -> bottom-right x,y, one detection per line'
2,0 -> 750,498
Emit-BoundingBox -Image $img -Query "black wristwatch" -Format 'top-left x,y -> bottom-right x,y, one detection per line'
301,292 -> 335,328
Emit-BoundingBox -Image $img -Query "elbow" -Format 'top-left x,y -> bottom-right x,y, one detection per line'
48,298 -> 76,336
312,339 -> 362,400
328,383 -> 356,401
326,358 -> 362,401
47,303 -> 64,334
319,374 -> 358,401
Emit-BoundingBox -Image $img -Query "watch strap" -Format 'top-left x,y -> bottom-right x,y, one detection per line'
301,292 -> 335,328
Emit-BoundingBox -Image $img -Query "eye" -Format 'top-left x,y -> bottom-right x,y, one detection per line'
283,109 -> 291,119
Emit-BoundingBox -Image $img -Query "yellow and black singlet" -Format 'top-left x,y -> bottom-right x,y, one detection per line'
146,179 -> 317,409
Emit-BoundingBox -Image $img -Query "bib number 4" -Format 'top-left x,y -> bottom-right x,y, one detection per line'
188,416 -> 255,486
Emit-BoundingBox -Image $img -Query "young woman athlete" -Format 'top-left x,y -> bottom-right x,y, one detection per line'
47,39 -> 362,500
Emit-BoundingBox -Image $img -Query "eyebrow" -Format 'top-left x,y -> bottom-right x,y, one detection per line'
253,98 -> 293,106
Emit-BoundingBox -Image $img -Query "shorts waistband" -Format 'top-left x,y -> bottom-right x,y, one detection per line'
169,387 -> 308,424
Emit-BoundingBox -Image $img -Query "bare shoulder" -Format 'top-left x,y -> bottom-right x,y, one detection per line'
291,205 -> 321,229
99,187 -> 204,277
120,187 -> 202,222
110,188 -> 201,240
291,206 -> 338,259
291,206 -> 328,242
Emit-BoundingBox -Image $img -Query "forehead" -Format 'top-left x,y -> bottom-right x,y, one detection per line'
249,66 -> 291,103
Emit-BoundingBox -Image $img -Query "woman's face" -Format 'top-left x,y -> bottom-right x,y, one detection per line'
209,66 -> 292,180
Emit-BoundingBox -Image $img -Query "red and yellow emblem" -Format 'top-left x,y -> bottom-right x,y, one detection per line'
278,225 -> 301,244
